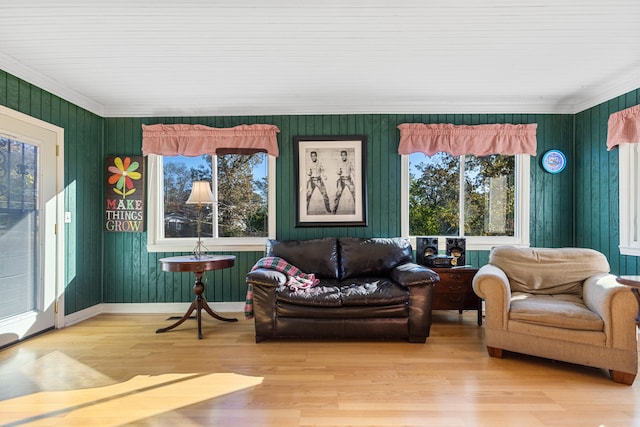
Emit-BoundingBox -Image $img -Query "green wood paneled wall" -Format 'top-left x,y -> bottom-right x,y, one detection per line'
0,70 -> 104,314
103,113 -> 574,304
575,88 -> 640,276
3,68 -> 598,310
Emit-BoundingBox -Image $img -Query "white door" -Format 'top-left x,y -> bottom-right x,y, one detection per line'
0,106 -> 63,348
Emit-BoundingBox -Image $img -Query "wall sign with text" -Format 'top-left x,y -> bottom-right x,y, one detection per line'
105,156 -> 145,232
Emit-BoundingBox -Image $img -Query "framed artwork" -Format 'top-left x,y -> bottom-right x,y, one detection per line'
293,135 -> 368,227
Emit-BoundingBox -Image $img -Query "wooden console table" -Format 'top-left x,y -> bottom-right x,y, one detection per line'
157,255 -> 237,339
431,267 -> 482,325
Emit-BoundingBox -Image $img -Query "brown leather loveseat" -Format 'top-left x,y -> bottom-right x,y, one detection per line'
246,237 -> 439,343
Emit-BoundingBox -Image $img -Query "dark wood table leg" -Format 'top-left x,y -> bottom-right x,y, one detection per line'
201,298 -> 238,323
156,271 -> 237,339
155,300 -> 197,334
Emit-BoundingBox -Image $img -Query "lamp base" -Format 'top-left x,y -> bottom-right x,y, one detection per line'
192,238 -> 211,260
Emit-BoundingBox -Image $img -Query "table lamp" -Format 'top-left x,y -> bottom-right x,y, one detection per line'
186,180 -> 216,259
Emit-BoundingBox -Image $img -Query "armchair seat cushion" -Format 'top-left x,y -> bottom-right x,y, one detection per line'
510,292 -> 604,331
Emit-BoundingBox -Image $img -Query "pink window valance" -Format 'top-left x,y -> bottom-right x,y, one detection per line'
142,124 -> 280,157
606,104 -> 640,151
397,123 -> 537,156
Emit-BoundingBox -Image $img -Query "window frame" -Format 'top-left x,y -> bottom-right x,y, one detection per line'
146,153 -> 276,252
400,153 -> 530,251
618,143 -> 640,256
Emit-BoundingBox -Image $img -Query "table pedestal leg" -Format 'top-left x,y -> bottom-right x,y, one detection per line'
156,271 -> 238,339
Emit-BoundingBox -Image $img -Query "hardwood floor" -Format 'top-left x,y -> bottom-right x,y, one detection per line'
0,311 -> 639,427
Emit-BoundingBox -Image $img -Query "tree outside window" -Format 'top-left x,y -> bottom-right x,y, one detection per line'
162,153 -> 268,239
409,152 -> 515,238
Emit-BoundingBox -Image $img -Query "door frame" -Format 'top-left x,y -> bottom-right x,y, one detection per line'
0,105 -> 65,331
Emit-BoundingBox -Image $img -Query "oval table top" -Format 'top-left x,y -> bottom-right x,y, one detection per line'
159,254 -> 236,273
616,276 -> 640,289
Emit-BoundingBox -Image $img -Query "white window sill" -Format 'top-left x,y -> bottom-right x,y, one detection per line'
620,245 -> 640,257
147,237 -> 268,253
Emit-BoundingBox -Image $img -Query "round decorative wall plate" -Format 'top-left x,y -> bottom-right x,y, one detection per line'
542,149 -> 566,174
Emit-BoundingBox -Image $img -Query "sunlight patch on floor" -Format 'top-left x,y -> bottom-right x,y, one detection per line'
0,372 -> 264,426
21,350 -> 115,392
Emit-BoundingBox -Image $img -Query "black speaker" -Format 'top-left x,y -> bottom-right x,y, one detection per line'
416,237 -> 438,265
446,237 -> 466,266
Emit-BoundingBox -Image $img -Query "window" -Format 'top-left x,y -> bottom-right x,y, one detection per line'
147,153 -> 276,252
401,153 -> 530,251
619,143 -> 640,256
607,104 -> 640,257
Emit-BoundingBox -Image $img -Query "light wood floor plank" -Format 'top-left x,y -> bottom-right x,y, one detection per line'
0,311 -> 638,426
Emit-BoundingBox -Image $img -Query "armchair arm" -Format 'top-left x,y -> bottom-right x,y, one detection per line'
472,264 -> 511,330
390,262 -> 439,288
583,274 -> 639,349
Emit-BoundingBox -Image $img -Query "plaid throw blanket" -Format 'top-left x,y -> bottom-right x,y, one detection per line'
244,256 -> 320,319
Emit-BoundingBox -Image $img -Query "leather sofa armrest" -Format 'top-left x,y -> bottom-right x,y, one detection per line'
390,262 -> 439,287
472,264 -> 511,330
390,262 -> 438,343
245,268 -> 287,287
246,268 -> 287,342
583,273 -> 639,350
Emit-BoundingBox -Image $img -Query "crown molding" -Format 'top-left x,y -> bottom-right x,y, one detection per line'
571,70 -> 640,114
2,54 -> 638,119
100,99 -> 579,118
0,52 -> 104,117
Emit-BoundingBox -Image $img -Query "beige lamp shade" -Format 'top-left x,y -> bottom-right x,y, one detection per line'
186,181 -> 216,204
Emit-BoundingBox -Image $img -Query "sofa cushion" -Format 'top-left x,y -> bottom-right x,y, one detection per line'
276,282 -> 342,307
339,237 -> 413,280
275,278 -> 410,308
340,277 -> 409,306
489,246 -> 610,296
266,238 -> 339,279
509,292 -> 604,331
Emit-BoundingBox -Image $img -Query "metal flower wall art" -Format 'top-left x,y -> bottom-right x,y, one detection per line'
105,156 -> 145,232
108,156 -> 142,198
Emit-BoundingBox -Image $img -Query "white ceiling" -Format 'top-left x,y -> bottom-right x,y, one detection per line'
1,1 -> 639,117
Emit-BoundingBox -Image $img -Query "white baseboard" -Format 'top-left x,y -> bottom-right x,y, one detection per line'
102,302 -> 245,314
63,304 -> 104,327
63,302 -> 245,327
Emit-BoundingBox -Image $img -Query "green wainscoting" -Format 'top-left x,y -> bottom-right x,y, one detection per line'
575,88 -> 640,276
0,70 -> 104,314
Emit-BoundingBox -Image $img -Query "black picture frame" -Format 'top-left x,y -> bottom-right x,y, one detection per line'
293,135 -> 368,227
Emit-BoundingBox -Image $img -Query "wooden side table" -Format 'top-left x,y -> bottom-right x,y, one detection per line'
157,255 -> 238,339
431,267 -> 482,325
614,275 -> 640,325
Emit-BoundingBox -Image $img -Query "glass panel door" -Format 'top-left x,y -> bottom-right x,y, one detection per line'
0,136 -> 39,320
0,106 -> 59,348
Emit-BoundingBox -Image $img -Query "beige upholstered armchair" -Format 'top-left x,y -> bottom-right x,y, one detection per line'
473,246 -> 638,385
